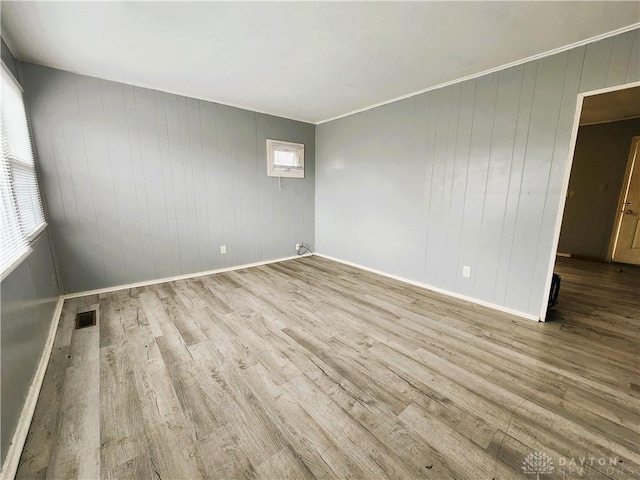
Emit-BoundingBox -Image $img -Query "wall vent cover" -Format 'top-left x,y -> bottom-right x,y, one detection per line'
75,310 -> 97,329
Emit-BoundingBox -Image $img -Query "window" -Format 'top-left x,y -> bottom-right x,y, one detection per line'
267,139 -> 304,178
0,63 -> 46,278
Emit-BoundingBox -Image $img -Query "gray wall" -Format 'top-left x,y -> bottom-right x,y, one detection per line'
1,38 -> 20,80
21,63 -> 315,293
1,40 -> 61,466
316,29 -> 639,318
1,231 -> 60,463
558,118 -> 640,260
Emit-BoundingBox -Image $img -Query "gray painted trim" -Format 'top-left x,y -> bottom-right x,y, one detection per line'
1,38 -> 20,82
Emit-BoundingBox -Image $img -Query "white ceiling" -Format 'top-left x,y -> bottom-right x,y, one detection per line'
2,2 -> 639,124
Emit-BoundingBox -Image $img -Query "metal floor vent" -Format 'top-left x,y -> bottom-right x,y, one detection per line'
75,310 -> 97,330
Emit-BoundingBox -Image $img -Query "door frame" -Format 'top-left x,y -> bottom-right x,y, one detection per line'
539,80 -> 640,322
608,136 -> 640,262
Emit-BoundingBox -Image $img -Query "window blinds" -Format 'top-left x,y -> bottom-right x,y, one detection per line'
0,63 -> 46,276
0,153 -> 27,274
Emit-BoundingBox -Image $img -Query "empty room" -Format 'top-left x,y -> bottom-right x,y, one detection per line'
1,2 -> 639,479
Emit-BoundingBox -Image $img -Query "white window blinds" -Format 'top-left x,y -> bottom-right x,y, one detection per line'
0,63 -> 46,276
274,149 -> 301,169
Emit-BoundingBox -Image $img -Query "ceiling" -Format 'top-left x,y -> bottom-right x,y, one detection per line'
2,2 -> 639,124
580,87 -> 640,125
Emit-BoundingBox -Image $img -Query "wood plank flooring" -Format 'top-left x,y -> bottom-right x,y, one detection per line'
16,256 -> 640,479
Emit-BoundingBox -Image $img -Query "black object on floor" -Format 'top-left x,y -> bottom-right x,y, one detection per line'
548,273 -> 561,310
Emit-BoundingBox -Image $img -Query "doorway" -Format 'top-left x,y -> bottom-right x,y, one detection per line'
542,83 -> 640,321
611,136 -> 640,264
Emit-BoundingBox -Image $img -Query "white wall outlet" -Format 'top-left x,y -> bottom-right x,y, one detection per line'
462,266 -> 471,278
220,245 -> 227,255
296,243 -> 301,251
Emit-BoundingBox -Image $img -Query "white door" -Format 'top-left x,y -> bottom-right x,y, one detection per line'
612,136 -> 640,265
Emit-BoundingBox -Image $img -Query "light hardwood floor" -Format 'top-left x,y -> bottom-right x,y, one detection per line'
16,256 -> 640,479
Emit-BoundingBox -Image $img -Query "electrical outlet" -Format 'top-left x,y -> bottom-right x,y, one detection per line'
462,266 -> 471,278
296,243 -> 301,251
220,245 -> 227,255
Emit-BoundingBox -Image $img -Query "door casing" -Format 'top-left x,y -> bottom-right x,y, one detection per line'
540,81 -> 640,322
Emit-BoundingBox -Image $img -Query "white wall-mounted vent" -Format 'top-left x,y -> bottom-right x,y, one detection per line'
267,139 -> 304,178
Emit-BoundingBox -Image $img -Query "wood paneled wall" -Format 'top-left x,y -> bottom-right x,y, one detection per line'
1,233 -> 60,463
1,41 -> 61,466
22,64 -> 315,293
316,29 -> 639,318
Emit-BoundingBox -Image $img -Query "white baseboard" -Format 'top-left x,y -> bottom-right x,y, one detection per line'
314,253 -> 539,322
0,296 -> 65,480
0,250 -> 536,479
63,254 -> 312,299
1,254 -> 315,478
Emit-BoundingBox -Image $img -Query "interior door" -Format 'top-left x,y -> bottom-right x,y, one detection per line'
612,136 -> 640,265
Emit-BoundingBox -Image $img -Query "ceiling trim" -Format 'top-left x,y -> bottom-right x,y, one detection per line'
316,23 -> 640,126
15,57 -> 316,125
4,17 -> 639,126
